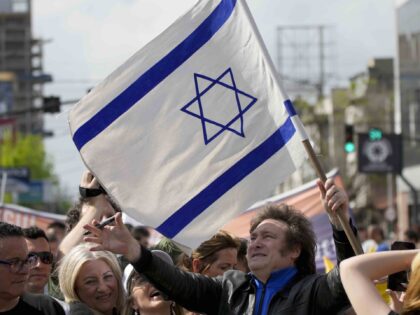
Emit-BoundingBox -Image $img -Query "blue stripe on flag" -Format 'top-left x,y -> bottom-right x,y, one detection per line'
157,117 -> 296,238
73,0 -> 237,150
284,99 -> 297,116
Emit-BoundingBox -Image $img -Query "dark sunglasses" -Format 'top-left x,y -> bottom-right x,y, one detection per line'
29,251 -> 54,265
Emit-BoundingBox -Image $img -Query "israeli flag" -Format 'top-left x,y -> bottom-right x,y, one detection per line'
69,0 -> 306,249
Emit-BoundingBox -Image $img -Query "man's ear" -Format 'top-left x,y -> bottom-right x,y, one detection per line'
290,246 -> 301,262
192,258 -> 201,273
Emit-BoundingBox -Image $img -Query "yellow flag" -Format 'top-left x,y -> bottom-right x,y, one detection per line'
323,256 -> 335,273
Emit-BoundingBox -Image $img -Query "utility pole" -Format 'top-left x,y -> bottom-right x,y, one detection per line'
319,25 -> 325,101
276,25 -> 334,102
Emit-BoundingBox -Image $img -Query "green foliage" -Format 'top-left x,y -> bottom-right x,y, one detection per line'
293,98 -> 316,125
0,131 -> 56,181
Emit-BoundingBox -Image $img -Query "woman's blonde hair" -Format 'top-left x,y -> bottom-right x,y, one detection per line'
402,252 -> 420,314
58,243 -> 125,312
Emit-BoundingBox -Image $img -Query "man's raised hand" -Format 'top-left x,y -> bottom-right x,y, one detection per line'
83,212 -> 141,262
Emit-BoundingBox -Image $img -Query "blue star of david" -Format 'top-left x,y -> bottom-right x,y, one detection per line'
181,68 -> 258,145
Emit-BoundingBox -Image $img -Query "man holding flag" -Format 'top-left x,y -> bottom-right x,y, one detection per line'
70,0 -> 359,313
83,176 -> 356,315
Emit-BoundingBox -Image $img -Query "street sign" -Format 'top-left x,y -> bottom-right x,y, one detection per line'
0,167 -> 30,180
358,133 -> 402,174
18,180 -> 54,204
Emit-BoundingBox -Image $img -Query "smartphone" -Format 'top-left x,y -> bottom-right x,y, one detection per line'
387,241 -> 416,291
83,214 -> 117,236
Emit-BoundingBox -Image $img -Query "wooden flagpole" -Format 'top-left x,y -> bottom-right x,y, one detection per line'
302,139 -> 364,255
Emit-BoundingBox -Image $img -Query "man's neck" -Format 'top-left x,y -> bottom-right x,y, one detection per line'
26,285 -> 44,295
252,266 -> 297,284
252,270 -> 271,284
0,296 -> 20,312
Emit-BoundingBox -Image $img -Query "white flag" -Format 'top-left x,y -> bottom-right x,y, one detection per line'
69,0 -> 306,249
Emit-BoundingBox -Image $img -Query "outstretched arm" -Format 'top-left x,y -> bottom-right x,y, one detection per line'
84,213 -> 223,314
340,250 -> 420,315
58,170 -> 116,259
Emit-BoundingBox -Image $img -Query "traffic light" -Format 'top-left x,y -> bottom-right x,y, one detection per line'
344,124 -> 355,153
43,96 -> 61,113
369,128 -> 383,141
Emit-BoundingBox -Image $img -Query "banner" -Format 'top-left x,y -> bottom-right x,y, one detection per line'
0,203 -> 66,231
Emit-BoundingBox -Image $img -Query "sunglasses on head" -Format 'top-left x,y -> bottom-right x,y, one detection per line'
29,251 -> 54,265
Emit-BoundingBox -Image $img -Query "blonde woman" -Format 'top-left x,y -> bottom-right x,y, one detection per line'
340,250 -> 420,315
58,243 -> 125,315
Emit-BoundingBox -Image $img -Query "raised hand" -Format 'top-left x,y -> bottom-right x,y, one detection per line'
83,212 -> 141,262
317,178 -> 350,229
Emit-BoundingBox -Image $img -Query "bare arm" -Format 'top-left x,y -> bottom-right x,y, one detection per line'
340,250 -> 420,315
58,171 -> 115,259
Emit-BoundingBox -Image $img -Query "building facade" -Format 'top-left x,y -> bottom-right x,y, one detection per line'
397,0 -> 420,228
0,0 -> 50,134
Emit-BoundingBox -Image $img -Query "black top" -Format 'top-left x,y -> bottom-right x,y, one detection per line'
0,294 -> 65,315
0,299 -> 45,315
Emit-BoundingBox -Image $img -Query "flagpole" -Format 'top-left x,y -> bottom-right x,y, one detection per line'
285,100 -> 363,255
302,139 -> 364,255
240,0 -> 363,255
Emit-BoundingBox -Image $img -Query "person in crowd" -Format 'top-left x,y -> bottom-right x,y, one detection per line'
83,178 -> 358,315
132,226 -> 151,249
47,233 -> 60,260
46,221 -> 66,259
235,238 -> 250,273
65,202 -> 84,234
181,230 -> 240,277
357,226 -> 368,244
0,222 -> 65,314
47,221 -> 66,244
340,250 -> 420,315
363,224 -> 389,252
124,250 -> 183,315
22,226 -> 54,295
151,238 -> 184,266
404,229 -> 419,248
58,242 -> 125,315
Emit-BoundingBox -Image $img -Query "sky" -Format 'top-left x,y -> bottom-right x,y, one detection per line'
31,0 -> 397,199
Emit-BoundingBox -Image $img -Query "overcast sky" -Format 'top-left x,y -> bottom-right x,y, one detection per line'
32,0 -> 396,199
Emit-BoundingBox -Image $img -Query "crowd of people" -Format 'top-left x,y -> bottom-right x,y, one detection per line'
0,169 -> 419,315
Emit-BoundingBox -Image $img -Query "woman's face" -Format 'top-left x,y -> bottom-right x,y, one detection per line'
75,259 -> 118,315
131,274 -> 172,314
202,247 -> 238,277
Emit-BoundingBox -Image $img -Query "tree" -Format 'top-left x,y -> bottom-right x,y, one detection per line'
0,131 -> 56,181
0,131 -> 74,213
